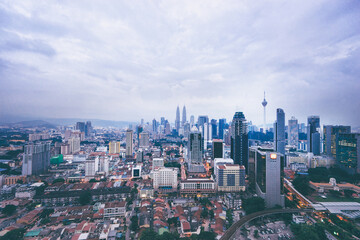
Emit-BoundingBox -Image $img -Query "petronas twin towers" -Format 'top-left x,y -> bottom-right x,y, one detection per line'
175,105 -> 186,133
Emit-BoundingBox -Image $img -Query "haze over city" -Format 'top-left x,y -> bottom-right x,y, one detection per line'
1,1 -> 360,126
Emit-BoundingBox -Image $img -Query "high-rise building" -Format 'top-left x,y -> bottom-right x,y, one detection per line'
255,150 -> 285,207
190,115 -> 195,127
152,119 -> 158,133
175,106 -> 180,134
188,127 -> 203,164
336,133 -> 360,174
262,92 -> 268,131
182,105 -> 187,127
22,142 -> 51,176
109,141 -> 121,154
68,137 -> 80,154
324,125 -> 351,158
216,164 -> 246,192
230,112 -> 248,171
183,122 -> 190,139
126,129 -> 133,156
274,108 -> 285,155
152,167 -> 178,191
198,116 -> 209,129
85,156 -> 99,177
136,149 -> 144,163
139,132 -> 150,148
76,122 -> 86,133
288,117 -> 299,148
307,116 -> 320,155
211,119 -> 217,139
218,118 -> 226,140
212,139 -> 223,159
85,121 -> 92,138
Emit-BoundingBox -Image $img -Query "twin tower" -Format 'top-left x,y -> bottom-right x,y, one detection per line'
175,105 -> 186,133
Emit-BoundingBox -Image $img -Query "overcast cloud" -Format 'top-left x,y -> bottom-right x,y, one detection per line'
0,0 -> 359,126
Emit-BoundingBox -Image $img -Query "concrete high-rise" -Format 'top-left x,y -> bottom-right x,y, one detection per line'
175,106 -> 180,134
109,141 -> 121,154
255,150 -> 285,208
307,116 -> 320,155
126,129 -> 134,156
274,108 -> 285,155
230,112 -> 248,171
288,117 -> 299,148
139,132 -> 150,148
22,142 -> 51,176
85,121 -> 92,138
323,125 -> 351,158
182,105 -> 187,127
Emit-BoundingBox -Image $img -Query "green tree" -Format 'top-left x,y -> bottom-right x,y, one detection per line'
130,216 -> 139,231
2,205 -> 16,216
254,229 -> 259,238
140,228 -> 158,240
52,178 -> 65,184
201,207 -> 209,219
242,197 -> 265,214
292,176 -> 310,195
209,209 -> 214,220
79,191 -> 92,205
0,228 -> 26,240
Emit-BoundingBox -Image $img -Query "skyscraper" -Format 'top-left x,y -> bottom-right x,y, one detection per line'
126,129 -> 133,157
188,126 -> 203,164
76,122 -> 86,133
262,92 -> 268,131
336,133 -> 360,174
139,132 -> 150,148
190,115 -> 195,127
211,119 -> 217,139
85,121 -> 92,138
274,108 -> 285,155
175,106 -> 180,134
152,119 -> 158,133
323,125 -> 351,158
22,142 -> 51,176
288,117 -> 299,148
218,118 -> 226,140
307,116 -> 320,155
255,150 -> 285,208
182,105 -> 187,127
230,112 -> 248,171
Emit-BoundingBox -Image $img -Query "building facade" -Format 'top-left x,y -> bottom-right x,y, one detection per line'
288,116 -> 299,148
274,108 -> 285,155
230,112 -> 248,171
216,164 -> 245,192
22,142 -> 51,176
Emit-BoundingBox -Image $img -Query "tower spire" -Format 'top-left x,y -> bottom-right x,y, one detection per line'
262,91 -> 268,131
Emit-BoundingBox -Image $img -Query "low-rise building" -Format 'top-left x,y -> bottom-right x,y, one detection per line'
180,178 -> 215,195
104,201 -> 126,219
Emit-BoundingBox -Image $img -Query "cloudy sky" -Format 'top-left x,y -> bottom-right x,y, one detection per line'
0,1 -> 359,127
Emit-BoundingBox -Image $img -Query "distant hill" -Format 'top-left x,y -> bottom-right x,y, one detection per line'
1,120 -> 56,129
44,118 -> 136,128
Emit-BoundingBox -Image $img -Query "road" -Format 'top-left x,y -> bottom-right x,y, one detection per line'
219,208 -> 313,240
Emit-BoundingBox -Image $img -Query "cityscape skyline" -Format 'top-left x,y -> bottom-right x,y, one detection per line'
1,1 -> 360,126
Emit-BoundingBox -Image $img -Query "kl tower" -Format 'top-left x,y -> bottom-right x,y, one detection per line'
262,91 -> 268,132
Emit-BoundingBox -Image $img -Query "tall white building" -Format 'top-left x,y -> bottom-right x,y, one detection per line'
126,129 -> 134,156
85,157 -> 99,177
68,137 -> 80,154
152,167 -> 178,191
255,151 -> 285,208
